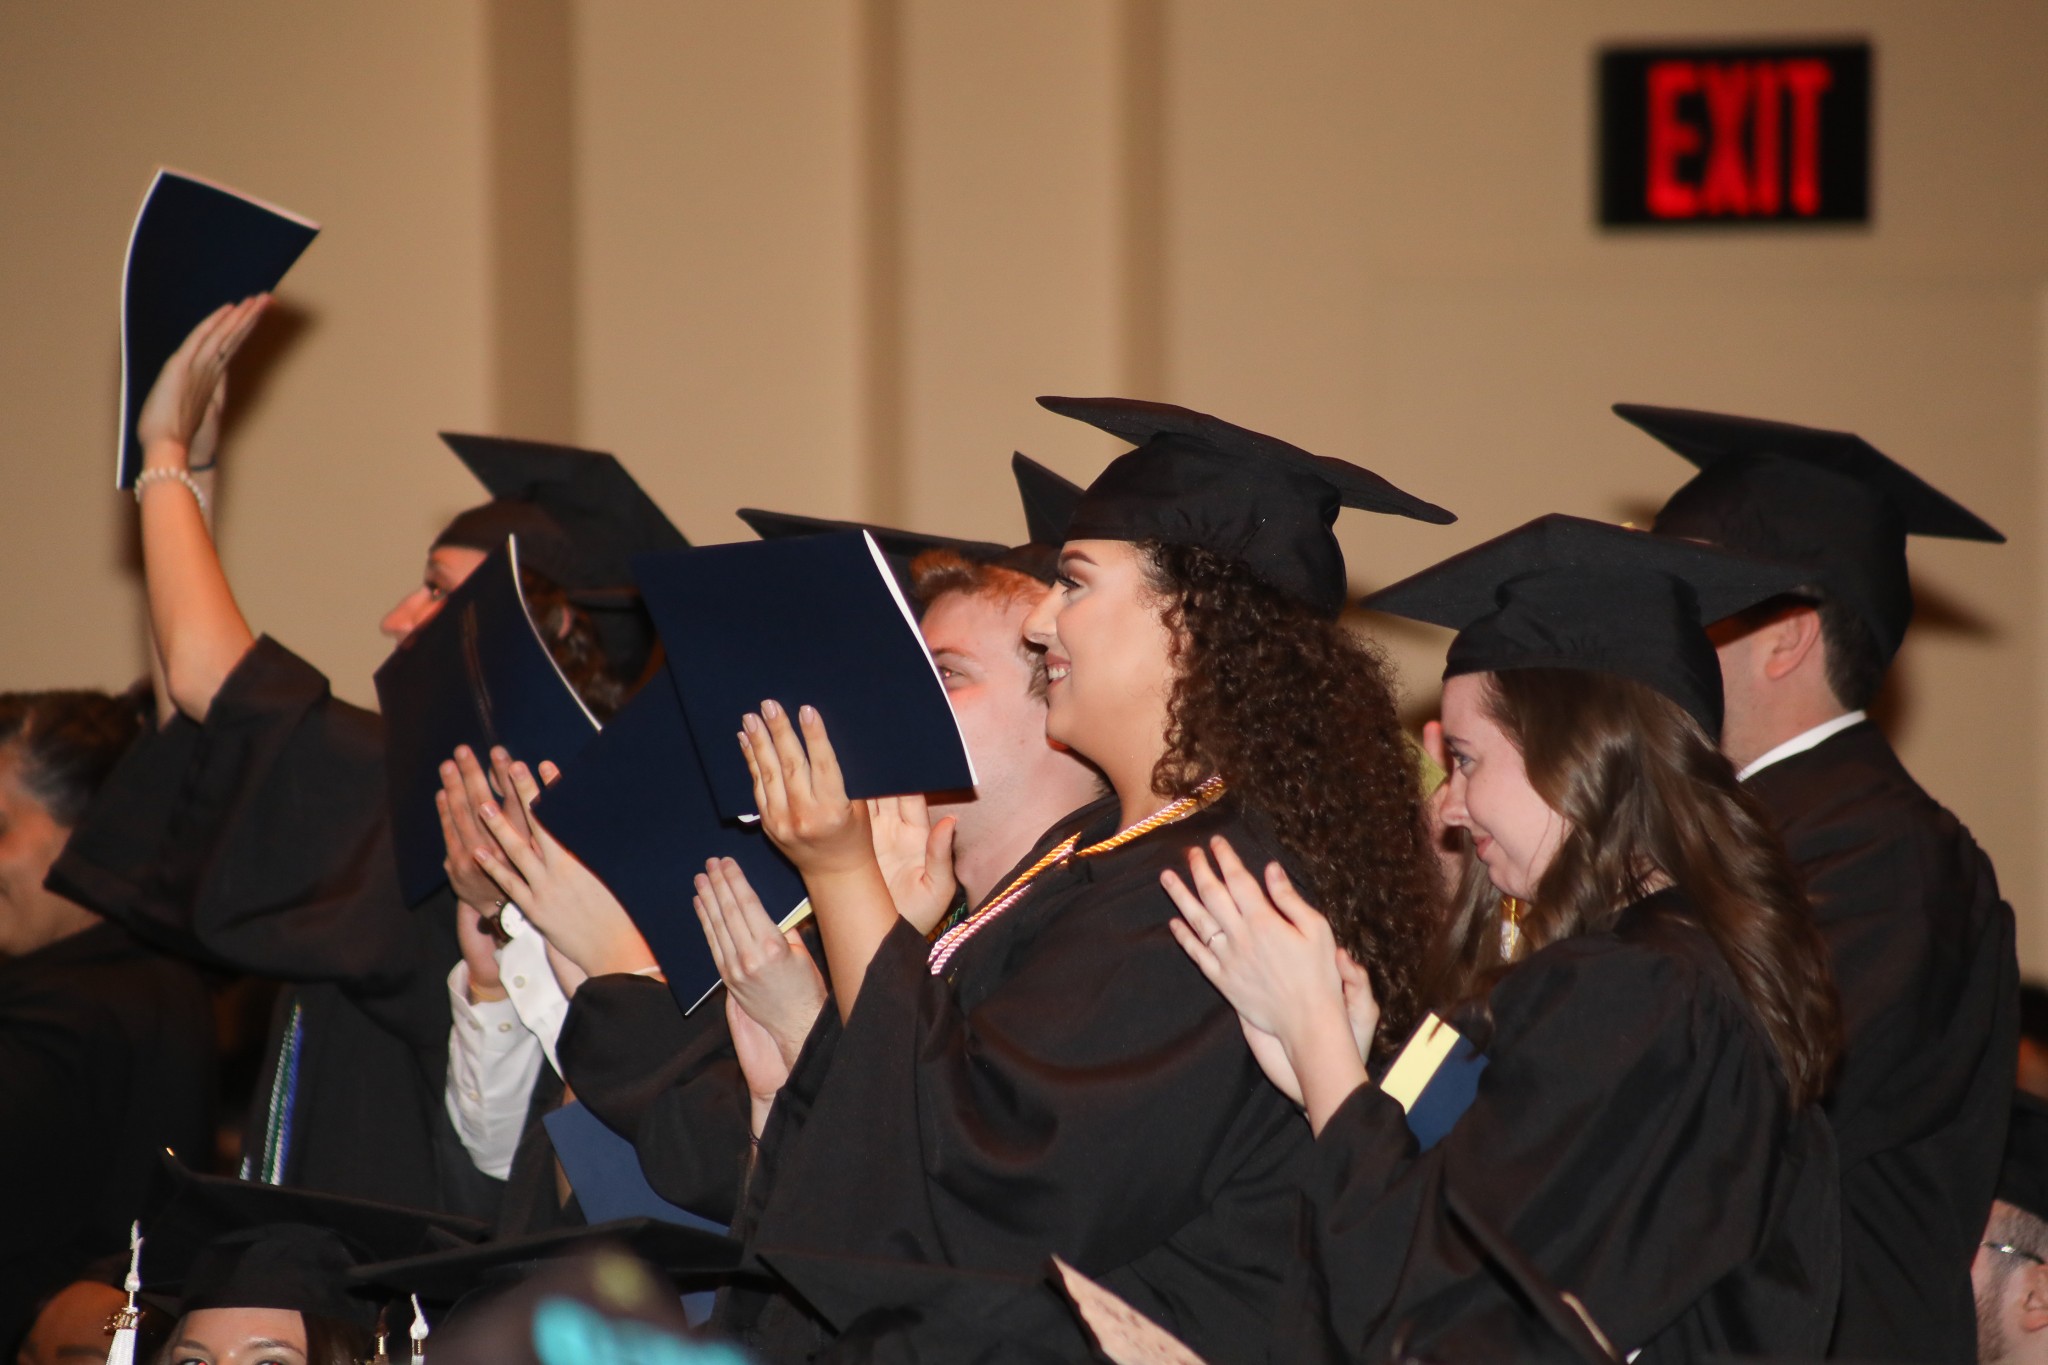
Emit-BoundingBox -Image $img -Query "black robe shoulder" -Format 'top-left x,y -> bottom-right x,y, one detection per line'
0,922 -> 215,1349
46,636 -> 494,1216
1744,720 -> 2018,1362
735,793 -> 1315,1363
1280,889 -> 1840,1363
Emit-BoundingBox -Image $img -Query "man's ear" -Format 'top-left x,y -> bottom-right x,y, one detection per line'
1758,605 -> 1826,683
2019,1263 -> 2048,1332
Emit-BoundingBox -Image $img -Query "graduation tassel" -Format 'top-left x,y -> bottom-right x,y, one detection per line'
409,1295 -> 429,1365
102,1222 -> 144,1365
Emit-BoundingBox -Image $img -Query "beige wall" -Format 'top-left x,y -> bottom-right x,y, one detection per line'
4,2 -> 2045,966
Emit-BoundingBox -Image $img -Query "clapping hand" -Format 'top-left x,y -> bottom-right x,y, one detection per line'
867,794 -> 958,934
693,856 -> 827,1070
469,757 -> 659,984
1163,836 -> 1375,1133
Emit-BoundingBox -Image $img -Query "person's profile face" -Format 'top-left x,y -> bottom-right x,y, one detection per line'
0,746 -> 82,958
1436,673 -> 1568,903
1021,540 -> 1179,770
167,1309 -> 307,1365
379,545 -> 490,642
920,587 -> 1053,812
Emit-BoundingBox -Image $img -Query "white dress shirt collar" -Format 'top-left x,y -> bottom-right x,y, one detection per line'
1736,711 -> 1868,783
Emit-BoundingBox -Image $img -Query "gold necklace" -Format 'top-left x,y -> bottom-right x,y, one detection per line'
928,775 -> 1228,974
1499,896 -> 1525,961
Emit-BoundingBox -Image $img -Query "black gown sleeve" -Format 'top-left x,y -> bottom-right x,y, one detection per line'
50,636 -> 455,1039
1282,917 -> 1839,1363
557,973 -> 756,1224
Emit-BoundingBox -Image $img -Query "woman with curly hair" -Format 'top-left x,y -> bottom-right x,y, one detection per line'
1166,515 -> 1844,1360
709,398 -> 1454,1361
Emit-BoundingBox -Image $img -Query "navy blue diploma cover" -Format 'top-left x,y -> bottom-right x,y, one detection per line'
119,170 -> 319,487
536,666 -> 807,1014
374,538 -> 599,905
633,531 -> 976,821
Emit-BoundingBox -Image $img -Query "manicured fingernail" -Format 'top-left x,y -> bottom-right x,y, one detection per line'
742,714 -> 761,734
762,699 -> 782,718
800,704 -> 818,723
480,803 -> 498,820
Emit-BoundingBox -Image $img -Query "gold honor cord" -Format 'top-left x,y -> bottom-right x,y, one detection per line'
929,775 -> 1227,975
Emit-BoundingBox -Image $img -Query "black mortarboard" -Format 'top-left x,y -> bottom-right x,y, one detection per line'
1361,514 -> 1812,736
137,1154 -> 486,1327
736,508 -> 1011,604
348,1218 -> 747,1307
1037,396 -> 1455,618
1999,1094 -> 2048,1222
434,434 -> 692,678
1624,404 -> 2005,664
1010,452 -> 1083,549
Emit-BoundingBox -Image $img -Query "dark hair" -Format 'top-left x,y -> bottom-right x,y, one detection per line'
519,569 -> 632,721
1143,542 -> 1440,1055
1428,669 -> 1841,1108
157,1312 -> 368,1365
0,687 -> 151,827
1816,595 -> 1886,711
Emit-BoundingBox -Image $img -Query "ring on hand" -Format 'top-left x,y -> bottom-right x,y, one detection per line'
1205,930 -> 1226,948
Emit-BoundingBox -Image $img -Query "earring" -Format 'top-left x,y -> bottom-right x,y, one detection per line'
1499,897 -> 1524,961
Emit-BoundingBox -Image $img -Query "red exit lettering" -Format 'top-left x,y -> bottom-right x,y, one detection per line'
1646,57 -> 1834,219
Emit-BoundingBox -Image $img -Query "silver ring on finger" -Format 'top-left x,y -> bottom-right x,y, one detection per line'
1205,929 -> 1227,949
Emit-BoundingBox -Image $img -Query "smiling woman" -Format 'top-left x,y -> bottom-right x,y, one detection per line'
712,397 -> 1455,1362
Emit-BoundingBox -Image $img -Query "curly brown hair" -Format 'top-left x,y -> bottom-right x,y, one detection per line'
1142,542 -> 1440,1053
1427,669 -> 1842,1108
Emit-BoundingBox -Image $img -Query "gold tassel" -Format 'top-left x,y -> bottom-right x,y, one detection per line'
1499,897 -> 1524,961
102,1222 -> 143,1365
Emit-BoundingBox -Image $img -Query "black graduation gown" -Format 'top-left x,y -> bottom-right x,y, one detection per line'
1744,720 -> 2018,1362
558,972 -> 755,1224
0,921 -> 215,1349
46,636 -> 498,1217
730,793 -> 1314,1364
1279,889 -> 1840,1363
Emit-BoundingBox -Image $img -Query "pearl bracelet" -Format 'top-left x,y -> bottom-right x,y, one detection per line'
133,466 -> 208,514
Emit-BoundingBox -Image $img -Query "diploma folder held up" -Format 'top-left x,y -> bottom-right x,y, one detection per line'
536,666 -> 807,1014
634,531 -> 977,821
374,538 -> 600,905
119,169 -> 319,487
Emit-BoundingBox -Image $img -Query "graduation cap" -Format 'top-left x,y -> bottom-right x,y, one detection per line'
1998,1094 -> 2048,1223
1038,396 -> 1455,618
348,1218 -> 747,1309
1011,452 -> 1083,549
1361,514 -> 1813,736
1623,403 -> 2005,665
736,508 -> 1011,604
434,433 -> 692,679
133,1153 -> 487,1327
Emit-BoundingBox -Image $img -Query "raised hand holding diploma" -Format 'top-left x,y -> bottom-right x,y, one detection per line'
739,700 -> 900,1019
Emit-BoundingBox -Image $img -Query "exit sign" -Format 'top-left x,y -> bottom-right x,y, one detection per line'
1599,42 -> 1871,227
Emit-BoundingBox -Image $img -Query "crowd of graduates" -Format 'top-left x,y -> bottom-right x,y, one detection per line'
0,286 -> 2035,1365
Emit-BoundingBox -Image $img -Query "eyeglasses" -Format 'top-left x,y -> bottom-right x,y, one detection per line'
1983,1241 -> 2047,1266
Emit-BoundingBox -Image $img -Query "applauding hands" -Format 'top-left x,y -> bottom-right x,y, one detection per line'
1163,836 -> 1378,1135
440,745 -> 659,988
